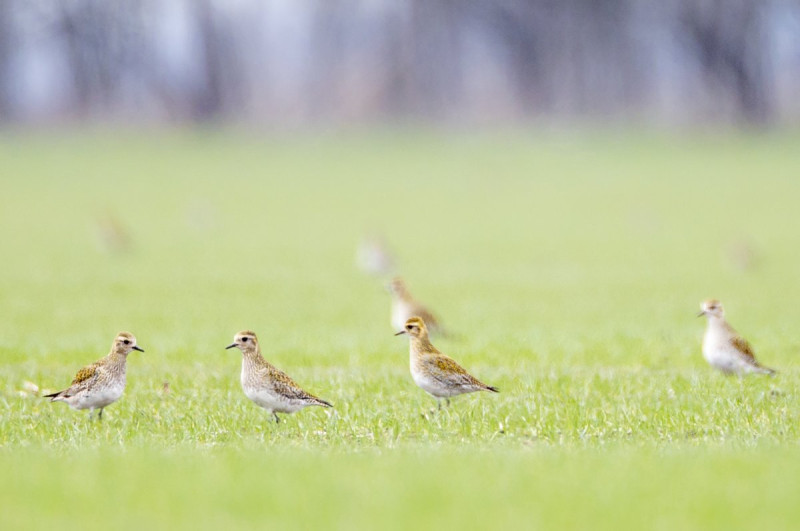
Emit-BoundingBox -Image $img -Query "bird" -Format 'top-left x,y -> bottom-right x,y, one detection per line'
44,331 -> 144,419
387,277 -> 441,334
698,299 -> 775,375
356,234 -> 395,276
225,330 -> 332,423
395,316 -> 497,409
94,212 -> 132,254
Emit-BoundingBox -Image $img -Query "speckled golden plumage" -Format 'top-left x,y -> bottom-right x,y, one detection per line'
71,363 -> 102,386
244,354 -> 331,405
44,331 -> 144,419
730,336 -> 756,362
699,300 -> 775,375
396,317 -> 497,408
226,330 -> 332,423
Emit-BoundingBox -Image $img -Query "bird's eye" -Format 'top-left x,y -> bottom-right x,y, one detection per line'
123,339 -> 130,345
406,325 -> 413,330
242,337 -> 248,342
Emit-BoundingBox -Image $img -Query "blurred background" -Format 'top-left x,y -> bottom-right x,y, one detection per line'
0,0 -> 798,127
2,0 -> 800,358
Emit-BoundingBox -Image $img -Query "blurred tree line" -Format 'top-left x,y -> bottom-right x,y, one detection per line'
0,0 -> 797,126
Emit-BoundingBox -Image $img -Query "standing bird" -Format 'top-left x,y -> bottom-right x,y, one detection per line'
387,277 -> 441,334
226,331 -> 332,423
698,299 -> 775,375
395,317 -> 497,409
45,332 -> 144,419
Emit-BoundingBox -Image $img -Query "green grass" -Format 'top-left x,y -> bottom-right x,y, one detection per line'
1,129 -> 800,529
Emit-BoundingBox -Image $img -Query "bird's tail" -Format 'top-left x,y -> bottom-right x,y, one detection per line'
437,329 -> 464,341
315,398 -> 334,408
485,385 -> 499,393
760,366 -> 777,376
43,390 -> 64,400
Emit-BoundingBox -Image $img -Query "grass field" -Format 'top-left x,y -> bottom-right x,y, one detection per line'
1,129 -> 800,529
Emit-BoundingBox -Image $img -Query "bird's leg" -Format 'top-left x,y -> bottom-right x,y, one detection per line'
98,408 -> 104,420
437,399 -> 442,411
272,412 -> 280,423
445,398 -> 451,407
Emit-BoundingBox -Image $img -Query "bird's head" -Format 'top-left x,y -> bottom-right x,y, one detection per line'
395,316 -> 428,339
226,330 -> 259,352
113,331 -> 144,355
698,299 -> 724,319
386,277 -> 407,296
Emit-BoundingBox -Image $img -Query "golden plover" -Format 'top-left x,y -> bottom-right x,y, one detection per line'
44,331 -> 144,419
356,234 -> 395,276
388,277 -> 440,333
226,330 -> 332,423
95,212 -> 132,254
395,317 -> 497,408
699,299 -> 775,375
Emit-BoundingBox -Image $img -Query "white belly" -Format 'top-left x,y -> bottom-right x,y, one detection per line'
66,381 -> 125,410
703,345 -> 741,373
241,368 -> 307,414
703,330 -> 755,374
411,371 -> 451,397
410,360 -> 465,398
243,387 -> 307,413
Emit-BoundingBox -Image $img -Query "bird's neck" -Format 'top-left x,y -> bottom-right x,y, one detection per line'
103,352 -> 128,378
106,351 -> 128,365
706,315 -> 732,334
242,348 -> 265,368
410,335 -> 437,356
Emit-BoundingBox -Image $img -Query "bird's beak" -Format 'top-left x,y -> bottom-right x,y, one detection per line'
225,343 -> 237,350
394,330 -> 406,336
696,311 -> 706,317
133,345 -> 145,352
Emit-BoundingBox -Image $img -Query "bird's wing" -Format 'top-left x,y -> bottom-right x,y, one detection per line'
267,366 -> 330,405
71,363 -> 101,385
53,362 -> 101,397
426,355 -> 486,389
731,336 -> 758,363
